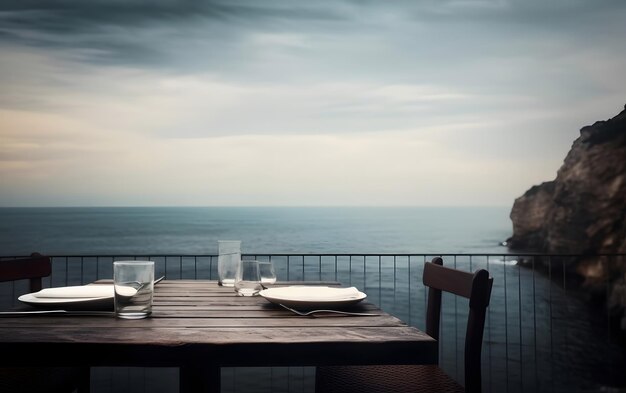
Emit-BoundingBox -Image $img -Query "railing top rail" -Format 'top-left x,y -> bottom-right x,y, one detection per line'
2,252 -> 626,258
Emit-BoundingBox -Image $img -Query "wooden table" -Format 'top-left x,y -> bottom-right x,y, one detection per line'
0,280 -> 437,392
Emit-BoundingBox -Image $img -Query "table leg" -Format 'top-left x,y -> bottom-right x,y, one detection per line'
180,366 -> 220,393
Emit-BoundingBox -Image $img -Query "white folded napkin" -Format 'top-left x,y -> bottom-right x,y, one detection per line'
33,285 -> 114,299
266,286 -> 362,301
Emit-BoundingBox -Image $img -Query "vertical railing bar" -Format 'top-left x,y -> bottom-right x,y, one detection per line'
269,255 -> 273,281
605,255 -> 612,385
454,254 -> 458,380
378,255 -> 382,307
408,255 -> 412,327
209,256 -> 213,280
194,256 -> 197,279
80,256 -> 84,285
179,256 -> 183,279
549,256 -> 554,393
319,255 -> 322,281
287,256 -> 290,281
11,280 -> 15,308
334,255 -> 338,282
439,256 -> 444,375
302,255 -> 305,282
393,255 -> 397,312
393,255 -> 397,292
363,255 -> 366,292
1,258 -> 12,305
349,255 -> 352,287
562,257 -> 567,293
424,255 -> 427,331
96,256 -> 100,280
487,255 -> 492,393
518,256 -> 523,392
65,256 -> 69,286
49,257 -> 54,289
562,256 -> 568,380
532,256 -> 538,391
504,255 -> 509,392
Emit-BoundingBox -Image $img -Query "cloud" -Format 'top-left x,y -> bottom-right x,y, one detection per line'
2,0 -> 625,93
0,117 -> 551,206
2,0 -> 622,74
0,1 -> 349,69
0,49 -> 480,137
1,0 -> 626,206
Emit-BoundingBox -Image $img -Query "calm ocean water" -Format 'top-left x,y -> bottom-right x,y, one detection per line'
1,207 -> 624,393
0,206 -> 512,256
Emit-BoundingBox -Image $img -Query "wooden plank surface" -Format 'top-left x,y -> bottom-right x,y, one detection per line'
0,280 -> 437,368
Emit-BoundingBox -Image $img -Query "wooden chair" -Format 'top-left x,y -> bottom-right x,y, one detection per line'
315,257 -> 493,393
0,252 -> 91,393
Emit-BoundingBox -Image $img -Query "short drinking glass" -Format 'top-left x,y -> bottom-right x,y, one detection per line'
259,261 -> 277,285
113,261 -> 154,319
234,260 -> 262,296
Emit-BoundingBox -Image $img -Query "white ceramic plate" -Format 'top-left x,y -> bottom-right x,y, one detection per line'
259,286 -> 367,309
18,293 -> 114,310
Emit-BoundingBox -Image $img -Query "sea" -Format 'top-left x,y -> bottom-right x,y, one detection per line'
1,206 -> 624,393
0,206 -> 512,256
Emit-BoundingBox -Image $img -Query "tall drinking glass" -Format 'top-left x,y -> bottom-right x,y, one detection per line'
218,240 -> 241,287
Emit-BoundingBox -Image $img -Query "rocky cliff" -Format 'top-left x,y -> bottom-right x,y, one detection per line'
507,104 -> 626,327
507,105 -> 626,255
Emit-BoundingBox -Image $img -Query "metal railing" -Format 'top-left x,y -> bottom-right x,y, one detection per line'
1,253 -> 625,393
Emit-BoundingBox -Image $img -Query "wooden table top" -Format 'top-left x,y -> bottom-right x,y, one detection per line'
0,280 -> 437,368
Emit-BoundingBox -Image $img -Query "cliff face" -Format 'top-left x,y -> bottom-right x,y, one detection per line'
507,105 -> 626,255
507,105 -> 626,323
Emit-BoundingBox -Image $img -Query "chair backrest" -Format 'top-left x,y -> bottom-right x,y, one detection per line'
423,257 -> 493,393
0,252 -> 90,393
0,252 -> 52,292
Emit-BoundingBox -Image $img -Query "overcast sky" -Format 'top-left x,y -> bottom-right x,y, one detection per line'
1,0 -> 625,207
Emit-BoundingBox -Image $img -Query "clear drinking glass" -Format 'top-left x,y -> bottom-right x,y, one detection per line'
113,261 -> 154,319
218,240 -> 241,287
234,260 -> 262,296
259,261 -> 277,285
